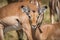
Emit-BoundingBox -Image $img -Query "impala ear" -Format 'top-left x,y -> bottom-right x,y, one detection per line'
21,5 -> 30,14
38,6 -> 47,14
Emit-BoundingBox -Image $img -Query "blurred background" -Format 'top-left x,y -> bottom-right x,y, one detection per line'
0,0 -> 52,40
0,0 -> 50,7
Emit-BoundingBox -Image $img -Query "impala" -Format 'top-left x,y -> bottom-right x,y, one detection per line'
0,1 -> 37,40
31,22 -> 60,40
49,0 -> 60,24
6,0 -> 47,40
39,22 -> 60,40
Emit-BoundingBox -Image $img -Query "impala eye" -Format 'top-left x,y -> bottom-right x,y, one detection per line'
32,10 -> 35,13
21,5 -> 24,8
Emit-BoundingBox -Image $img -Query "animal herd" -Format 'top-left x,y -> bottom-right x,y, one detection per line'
0,0 -> 60,40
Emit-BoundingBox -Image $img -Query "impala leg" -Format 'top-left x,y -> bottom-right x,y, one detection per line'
49,0 -> 55,24
51,14 -> 55,24
0,24 -> 4,40
16,29 -> 23,40
23,26 -> 33,40
16,26 -> 33,40
50,8 -> 55,24
56,6 -> 60,22
16,29 -> 27,40
16,19 -> 27,40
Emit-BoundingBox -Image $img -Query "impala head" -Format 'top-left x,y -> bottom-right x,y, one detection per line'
21,3 -> 47,29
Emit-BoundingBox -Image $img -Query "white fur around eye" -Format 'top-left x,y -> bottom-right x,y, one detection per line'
40,8 -> 46,13
39,6 -> 47,14
21,6 -> 30,14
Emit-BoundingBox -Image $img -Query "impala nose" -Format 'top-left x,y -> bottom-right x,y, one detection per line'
32,25 -> 37,30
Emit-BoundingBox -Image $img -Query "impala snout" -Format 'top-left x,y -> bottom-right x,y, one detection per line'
31,18 -> 37,29
32,25 -> 37,30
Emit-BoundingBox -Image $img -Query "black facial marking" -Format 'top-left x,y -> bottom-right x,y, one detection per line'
37,16 -> 39,19
16,19 -> 22,25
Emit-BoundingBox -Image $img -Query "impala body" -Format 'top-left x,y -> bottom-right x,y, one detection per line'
0,1 -> 38,40
0,0 -> 47,40
40,22 -> 60,40
32,22 -> 60,40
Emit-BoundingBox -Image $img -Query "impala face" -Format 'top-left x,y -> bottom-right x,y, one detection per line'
6,0 -> 47,29
30,6 -> 47,29
21,5 -> 47,29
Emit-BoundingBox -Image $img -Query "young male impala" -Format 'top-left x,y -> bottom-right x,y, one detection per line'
30,22 -> 60,40
0,1 -> 47,40
39,22 -> 60,40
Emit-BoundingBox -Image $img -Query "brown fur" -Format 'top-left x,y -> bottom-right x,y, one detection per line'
34,22 -> 60,40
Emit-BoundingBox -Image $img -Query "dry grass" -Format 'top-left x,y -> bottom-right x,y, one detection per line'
4,31 -> 18,40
